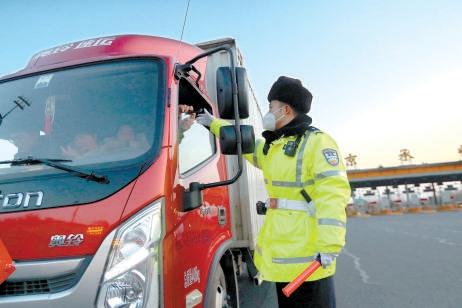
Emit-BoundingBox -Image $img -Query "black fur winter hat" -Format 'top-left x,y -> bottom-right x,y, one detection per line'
267,76 -> 313,114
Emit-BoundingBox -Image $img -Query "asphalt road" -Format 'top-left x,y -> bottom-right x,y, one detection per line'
239,211 -> 462,308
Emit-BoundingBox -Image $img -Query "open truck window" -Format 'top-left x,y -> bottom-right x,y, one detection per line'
177,78 -> 216,175
0,59 -> 165,176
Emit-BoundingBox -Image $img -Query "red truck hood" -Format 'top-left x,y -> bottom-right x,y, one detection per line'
0,182 -> 135,261
0,150 -> 168,261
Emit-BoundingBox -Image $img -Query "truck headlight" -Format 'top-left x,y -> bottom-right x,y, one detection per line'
97,199 -> 163,308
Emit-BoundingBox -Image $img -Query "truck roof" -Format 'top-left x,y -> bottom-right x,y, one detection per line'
1,35 -> 205,80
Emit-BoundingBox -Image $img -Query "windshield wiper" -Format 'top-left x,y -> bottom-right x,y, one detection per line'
0,96 -> 31,126
0,156 -> 109,184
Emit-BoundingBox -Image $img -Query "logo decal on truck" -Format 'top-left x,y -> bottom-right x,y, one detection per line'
184,266 -> 201,288
0,191 -> 43,209
32,36 -> 116,60
48,234 -> 84,247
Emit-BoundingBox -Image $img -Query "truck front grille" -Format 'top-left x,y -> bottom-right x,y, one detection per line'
0,257 -> 91,297
0,272 -> 77,297
0,280 -> 50,296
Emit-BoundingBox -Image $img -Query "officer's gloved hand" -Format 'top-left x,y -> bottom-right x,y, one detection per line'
318,253 -> 338,268
196,109 -> 214,127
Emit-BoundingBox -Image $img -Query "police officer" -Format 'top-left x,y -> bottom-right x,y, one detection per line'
197,76 -> 350,307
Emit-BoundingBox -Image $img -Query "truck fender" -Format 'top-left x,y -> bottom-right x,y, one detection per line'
203,239 -> 240,308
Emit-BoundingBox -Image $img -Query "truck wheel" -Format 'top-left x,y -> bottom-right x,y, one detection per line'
209,265 -> 231,308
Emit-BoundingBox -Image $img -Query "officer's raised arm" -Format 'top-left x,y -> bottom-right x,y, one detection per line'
197,109 -> 265,169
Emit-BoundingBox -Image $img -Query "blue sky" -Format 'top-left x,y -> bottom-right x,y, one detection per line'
1,0 -> 461,168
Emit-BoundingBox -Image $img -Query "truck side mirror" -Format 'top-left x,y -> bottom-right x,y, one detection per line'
219,125 -> 255,155
216,67 -> 249,119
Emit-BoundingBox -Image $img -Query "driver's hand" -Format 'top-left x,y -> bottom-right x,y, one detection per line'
179,104 -> 194,114
180,114 -> 196,131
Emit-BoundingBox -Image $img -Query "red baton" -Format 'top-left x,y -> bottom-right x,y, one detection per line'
282,258 -> 322,297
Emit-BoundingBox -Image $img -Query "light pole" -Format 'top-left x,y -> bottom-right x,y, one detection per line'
345,153 -> 358,169
399,149 -> 414,165
458,145 -> 462,160
399,149 -> 414,207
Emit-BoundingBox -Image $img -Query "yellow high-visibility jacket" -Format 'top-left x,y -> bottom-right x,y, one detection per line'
210,119 -> 351,282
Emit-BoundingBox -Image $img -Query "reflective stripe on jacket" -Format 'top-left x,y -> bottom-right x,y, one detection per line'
210,119 -> 351,282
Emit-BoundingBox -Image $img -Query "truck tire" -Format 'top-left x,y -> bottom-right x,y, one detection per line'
207,265 -> 231,308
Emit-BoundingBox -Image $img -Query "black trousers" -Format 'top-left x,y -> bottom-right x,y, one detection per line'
275,276 -> 336,308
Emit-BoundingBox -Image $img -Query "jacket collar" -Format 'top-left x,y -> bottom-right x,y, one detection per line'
262,113 -> 312,155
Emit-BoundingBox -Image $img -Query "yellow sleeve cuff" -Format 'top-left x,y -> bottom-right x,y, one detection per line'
210,118 -> 231,137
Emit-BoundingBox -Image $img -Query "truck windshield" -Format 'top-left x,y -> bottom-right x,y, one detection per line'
0,59 -> 165,175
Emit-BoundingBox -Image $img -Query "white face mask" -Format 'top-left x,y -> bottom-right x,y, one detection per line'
262,107 -> 285,131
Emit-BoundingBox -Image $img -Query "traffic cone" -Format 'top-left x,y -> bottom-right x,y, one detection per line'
437,204 -> 456,212
380,208 -> 393,215
406,206 -> 423,214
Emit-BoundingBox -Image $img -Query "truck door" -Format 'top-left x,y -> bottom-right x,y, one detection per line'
167,78 -> 231,307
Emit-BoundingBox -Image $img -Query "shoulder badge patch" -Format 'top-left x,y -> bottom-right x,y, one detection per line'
322,148 -> 339,166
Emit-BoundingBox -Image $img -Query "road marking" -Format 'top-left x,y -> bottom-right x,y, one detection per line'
442,228 -> 462,234
378,226 -> 462,247
342,248 -> 379,285
421,235 -> 462,247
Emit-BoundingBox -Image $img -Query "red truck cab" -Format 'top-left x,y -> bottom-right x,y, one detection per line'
0,35 -> 266,308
